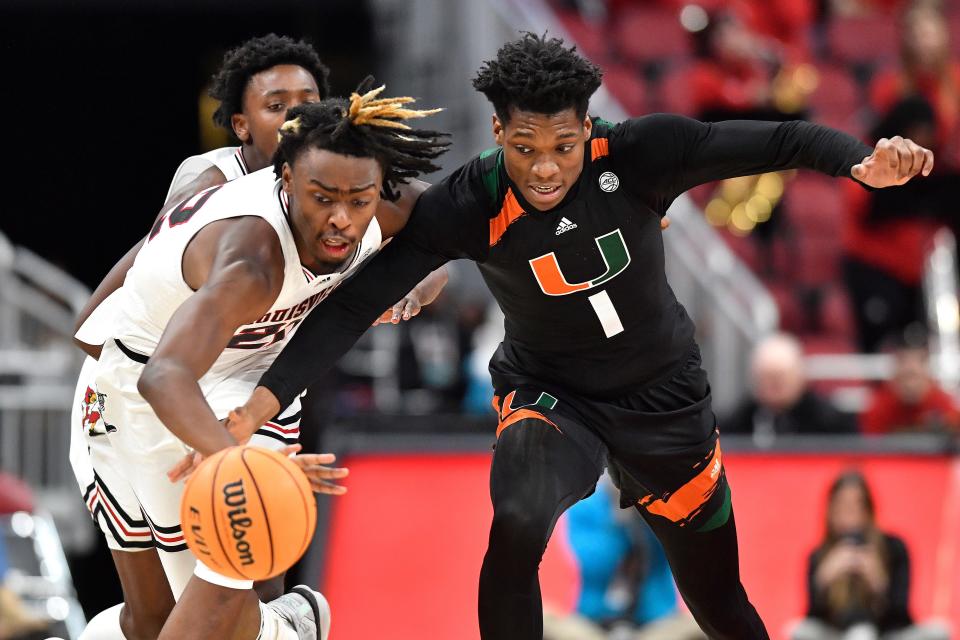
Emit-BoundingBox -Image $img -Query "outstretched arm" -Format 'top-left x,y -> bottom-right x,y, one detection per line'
613,115 -> 932,206
374,265 -> 449,325
137,217 -> 284,456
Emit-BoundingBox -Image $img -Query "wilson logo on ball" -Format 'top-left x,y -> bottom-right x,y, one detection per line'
180,446 -> 317,581
223,479 -> 255,566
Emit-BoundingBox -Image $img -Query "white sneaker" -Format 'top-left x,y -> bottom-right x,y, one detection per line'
267,586 -> 331,640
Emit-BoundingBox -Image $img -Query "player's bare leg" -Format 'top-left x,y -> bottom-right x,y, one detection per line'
253,576 -> 285,603
158,573 -> 329,640
110,549 -> 174,640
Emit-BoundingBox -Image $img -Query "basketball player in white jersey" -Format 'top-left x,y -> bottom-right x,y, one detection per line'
70,35 -> 333,640
88,87 -> 448,640
71,36 -> 446,640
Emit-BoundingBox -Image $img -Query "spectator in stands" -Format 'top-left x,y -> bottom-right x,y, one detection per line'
558,474 -> 705,640
829,0 -> 905,18
861,335 -> 960,435
724,333 -> 856,445
792,471 -> 949,640
870,2 -> 960,169
687,10 -> 786,122
842,96 -> 956,352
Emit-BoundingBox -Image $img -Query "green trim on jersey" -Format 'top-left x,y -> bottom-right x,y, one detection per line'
479,147 -> 504,205
534,392 -> 558,410
592,116 -> 617,131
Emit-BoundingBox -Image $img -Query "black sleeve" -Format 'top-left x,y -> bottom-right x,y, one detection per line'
258,173 -> 488,408
610,114 -> 874,211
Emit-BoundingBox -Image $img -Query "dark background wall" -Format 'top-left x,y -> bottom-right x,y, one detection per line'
0,1 -> 376,615
0,0 -> 376,289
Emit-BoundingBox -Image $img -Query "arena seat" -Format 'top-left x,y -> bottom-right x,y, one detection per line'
554,9 -> 611,63
601,64 -> 649,115
827,16 -> 900,66
809,64 -> 862,123
818,285 -> 856,341
783,174 -> 844,238
767,280 -> 806,333
612,6 -> 690,65
657,63 -> 695,114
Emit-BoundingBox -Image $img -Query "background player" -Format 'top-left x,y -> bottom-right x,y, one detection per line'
226,33 -> 933,640
71,33 -> 334,640
92,86 -> 449,640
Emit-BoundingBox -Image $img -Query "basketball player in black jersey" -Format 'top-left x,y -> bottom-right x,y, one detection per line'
223,33 -> 933,639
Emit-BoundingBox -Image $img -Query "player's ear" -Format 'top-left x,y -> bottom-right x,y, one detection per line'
582,115 -> 593,140
492,114 -> 504,146
281,163 -> 293,194
232,113 -> 250,144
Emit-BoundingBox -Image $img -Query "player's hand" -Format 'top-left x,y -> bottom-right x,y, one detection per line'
660,216 -> 670,231
167,449 -> 204,483
851,136 -> 934,187
291,452 -> 349,495
224,405 -> 261,444
373,295 -> 423,326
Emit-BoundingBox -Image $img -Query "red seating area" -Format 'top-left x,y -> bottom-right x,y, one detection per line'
552,2 -> 945,360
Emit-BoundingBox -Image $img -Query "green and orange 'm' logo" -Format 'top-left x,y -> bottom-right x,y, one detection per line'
529,229 -> 631,296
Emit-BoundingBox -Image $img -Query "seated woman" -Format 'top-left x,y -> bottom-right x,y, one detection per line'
792,471 -> 949,640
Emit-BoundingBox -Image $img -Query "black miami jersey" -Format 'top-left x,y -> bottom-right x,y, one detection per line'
259,114 -> 873,407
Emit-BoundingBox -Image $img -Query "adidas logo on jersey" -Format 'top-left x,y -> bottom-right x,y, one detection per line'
555,217 -> 578,235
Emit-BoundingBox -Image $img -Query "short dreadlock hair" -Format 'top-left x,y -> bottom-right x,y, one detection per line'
273,78 -> 449,201
210,33 -> 332,131
472,32 -> 603,123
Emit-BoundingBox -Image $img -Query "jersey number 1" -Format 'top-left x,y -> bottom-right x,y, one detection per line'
528,229 -> 630,338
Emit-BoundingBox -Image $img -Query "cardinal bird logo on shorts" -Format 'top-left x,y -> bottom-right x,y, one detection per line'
80,387 -> 115,436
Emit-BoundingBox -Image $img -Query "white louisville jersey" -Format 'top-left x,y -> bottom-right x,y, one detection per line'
75,146 -> 250,347
164,145 -> 249,202
109,167 -> 382,408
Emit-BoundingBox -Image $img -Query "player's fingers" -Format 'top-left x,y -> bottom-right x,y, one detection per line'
921,147 -> 935,176
167,452 -> 200,482
391,300 -> 405,324
891,137 -> 913,180
851,154 -> 871,181
167,457 -> 192,481
279,444 -> 302,457
293,453 -> 337,465
906,141 -> 928,178
302,466 -> 349,479
403,300 -> 421,321
876,138 -> 897,169
310,479 -> 347,495
660,216 -> 671,231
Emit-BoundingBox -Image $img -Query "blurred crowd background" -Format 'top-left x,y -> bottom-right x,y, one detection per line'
2,0 -> 960,639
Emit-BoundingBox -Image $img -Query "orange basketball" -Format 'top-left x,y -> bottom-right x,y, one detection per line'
180,446 -> 316,581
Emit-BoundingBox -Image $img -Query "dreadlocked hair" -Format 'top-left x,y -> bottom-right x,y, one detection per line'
210,33 -> 332,130
273,77 -> 450,201
473,32 -> 603,123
